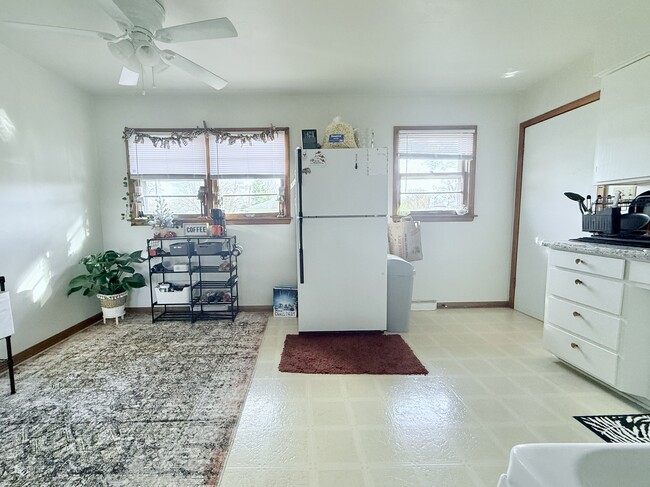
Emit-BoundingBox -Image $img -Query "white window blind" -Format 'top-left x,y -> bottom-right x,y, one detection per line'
394,126 -> 477,219
210,131 -> 286,177
397,128 -> 475,159
128,134 -> 207,178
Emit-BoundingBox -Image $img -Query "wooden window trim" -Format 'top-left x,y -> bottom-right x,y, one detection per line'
392,125 -> 477,222
124,127 -> 291,225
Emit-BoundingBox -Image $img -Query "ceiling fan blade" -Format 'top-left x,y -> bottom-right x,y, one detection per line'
154,18 -> 237,43
161,49 -> 227,90
96,0 -> 134,30
118,66 -> 139,86
2,20 -> 117,41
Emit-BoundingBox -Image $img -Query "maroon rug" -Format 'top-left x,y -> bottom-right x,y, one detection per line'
278,333 -> 428,375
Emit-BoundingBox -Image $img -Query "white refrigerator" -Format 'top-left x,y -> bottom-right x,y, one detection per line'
296,147 -> 388,332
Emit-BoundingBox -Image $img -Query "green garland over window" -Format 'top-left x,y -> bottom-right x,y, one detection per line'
122,123 -> 279,148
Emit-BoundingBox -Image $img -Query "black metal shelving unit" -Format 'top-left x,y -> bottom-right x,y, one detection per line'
147,236 -> 239,322
0,276 -> 16,394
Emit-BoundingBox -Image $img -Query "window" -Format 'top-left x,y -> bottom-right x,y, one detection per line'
125,127 -> 290,224
393,126 -> 477,221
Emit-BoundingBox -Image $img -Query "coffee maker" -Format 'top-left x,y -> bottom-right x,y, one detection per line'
210,209 -> 226,236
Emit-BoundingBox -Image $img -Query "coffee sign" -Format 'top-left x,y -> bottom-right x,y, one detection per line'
183,223 -> 209,236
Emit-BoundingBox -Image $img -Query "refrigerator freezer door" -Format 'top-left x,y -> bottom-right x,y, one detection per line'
298,216 -> 387,332
301,148 -> 388,217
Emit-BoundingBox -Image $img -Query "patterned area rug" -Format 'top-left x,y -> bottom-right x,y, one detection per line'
278,333 -> 428,375
575,414 -> 650,443
0,312 -> 268,486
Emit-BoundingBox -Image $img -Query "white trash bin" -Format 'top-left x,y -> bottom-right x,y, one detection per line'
386,254 -> 415,332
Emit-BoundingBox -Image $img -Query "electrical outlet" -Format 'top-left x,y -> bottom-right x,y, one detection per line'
607,185 -> 637,201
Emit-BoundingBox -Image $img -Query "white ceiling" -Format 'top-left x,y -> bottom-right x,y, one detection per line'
0,0 -> 639,96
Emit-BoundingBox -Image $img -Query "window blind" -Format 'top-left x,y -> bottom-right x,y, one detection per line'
128,134 -> 207,178
397,128 -> 475,159
210,131 -> 286,177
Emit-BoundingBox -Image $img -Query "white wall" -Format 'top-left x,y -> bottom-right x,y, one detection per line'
519,53 -> 601,122
94,93 -> 519,306
513,54 -> 603,319
515,103 -> 599,319
0,45 -> 103,355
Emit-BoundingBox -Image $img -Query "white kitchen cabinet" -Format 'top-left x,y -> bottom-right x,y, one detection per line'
544,248 -> 650,405
593,54 -> 650,185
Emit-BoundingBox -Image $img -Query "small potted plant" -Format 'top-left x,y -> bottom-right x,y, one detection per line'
67,250 -> 146,323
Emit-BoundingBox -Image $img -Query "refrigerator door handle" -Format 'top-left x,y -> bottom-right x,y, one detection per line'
297,147 -> 303,218
298,217 -> 305,283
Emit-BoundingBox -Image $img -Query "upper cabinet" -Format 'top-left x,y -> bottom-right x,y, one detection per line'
592,3 -> 650,185
593,54 -> 650,184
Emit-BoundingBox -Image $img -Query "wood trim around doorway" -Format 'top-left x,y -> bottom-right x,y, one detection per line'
508,91 -> 601,308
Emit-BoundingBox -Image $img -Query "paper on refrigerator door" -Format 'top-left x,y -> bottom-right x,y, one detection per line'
367,149 -> 388,176
0,291 -> 15,337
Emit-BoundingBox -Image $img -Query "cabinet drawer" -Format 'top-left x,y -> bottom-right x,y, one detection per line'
549,250 -> 625,278
627,260 -> 650,285
545,296 -> 621,350
544,324 -> 618,385
547,267 -> 624,314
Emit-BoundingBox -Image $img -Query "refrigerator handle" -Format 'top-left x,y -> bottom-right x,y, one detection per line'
296,147 -> 303,218
298,217 -> 305,284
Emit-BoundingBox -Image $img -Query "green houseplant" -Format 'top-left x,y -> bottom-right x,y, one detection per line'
67,250 -> 146,323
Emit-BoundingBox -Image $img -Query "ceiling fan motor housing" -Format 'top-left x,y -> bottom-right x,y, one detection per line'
113,0 -> 165,33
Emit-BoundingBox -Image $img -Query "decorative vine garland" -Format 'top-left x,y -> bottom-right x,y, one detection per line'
122,122 -> 279,148
121,122 -> 281,221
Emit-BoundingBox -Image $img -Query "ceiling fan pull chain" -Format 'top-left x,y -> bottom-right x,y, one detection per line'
151,67 -> 156,89
140,64 -> 146,96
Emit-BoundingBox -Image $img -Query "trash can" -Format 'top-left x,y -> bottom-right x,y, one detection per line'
386,254 -> 415,332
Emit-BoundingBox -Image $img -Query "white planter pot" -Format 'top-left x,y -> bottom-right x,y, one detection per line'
97,292 -> 128,324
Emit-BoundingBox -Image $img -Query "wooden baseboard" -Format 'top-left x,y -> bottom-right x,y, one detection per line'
239,305 -> 272,312
436,301 -> 511,309
125,307 -> 150,314
0,313 -> 101,372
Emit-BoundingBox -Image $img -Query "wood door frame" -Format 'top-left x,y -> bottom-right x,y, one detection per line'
508,91 -> 601,308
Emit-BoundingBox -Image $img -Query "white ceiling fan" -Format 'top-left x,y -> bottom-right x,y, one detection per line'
3,0 -> 237,92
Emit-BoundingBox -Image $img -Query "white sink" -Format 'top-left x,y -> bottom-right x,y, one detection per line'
498,443 -> 650,487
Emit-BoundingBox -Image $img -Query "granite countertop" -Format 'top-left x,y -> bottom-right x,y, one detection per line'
539,239 -> 650,262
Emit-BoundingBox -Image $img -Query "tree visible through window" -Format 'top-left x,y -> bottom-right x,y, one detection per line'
125,127 -> 290,224
393,126 -> 477,221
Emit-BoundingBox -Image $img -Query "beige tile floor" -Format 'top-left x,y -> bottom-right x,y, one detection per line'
219,308 -> 645,487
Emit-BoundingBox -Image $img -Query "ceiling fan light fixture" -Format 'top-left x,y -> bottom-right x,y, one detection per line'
107,38 -> 135,61
135,43 -> 159,67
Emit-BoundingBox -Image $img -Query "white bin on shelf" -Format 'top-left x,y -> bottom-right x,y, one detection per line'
155,286 -> 191,304
387,254 -> 415,332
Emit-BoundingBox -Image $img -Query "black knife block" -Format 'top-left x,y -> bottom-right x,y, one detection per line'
582,207 -> 620,234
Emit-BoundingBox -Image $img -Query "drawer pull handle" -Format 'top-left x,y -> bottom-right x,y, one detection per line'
575,258 -> 584,264
574,279 -> 584,285
572,311 -> 581,317
570,342 -> 580,349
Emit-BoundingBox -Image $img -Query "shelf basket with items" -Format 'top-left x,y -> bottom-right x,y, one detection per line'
146,235 -> 240,322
